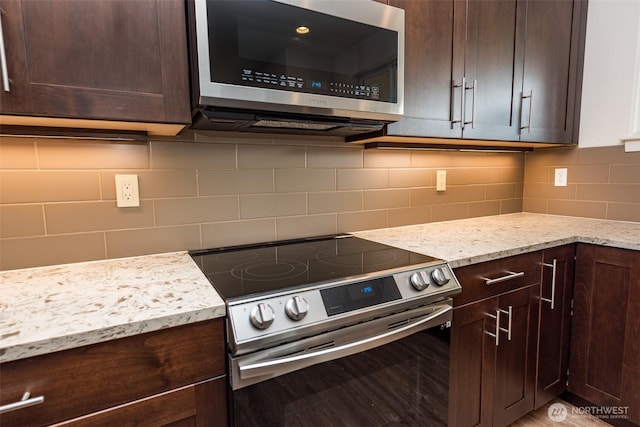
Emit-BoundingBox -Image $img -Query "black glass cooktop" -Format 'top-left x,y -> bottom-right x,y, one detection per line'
190,235 -> 439,301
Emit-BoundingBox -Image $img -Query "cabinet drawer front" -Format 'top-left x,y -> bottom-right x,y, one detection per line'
453,251 -> 542,306
0,319 -> 224,427
53,377 -> 227,427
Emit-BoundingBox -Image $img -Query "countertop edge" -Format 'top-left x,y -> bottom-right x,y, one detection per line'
0,306 -> 225,364
445,238 -> 576,268
447,236 -> 640,268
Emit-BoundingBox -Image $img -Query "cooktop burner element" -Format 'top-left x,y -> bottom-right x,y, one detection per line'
190,235 -> 438,300
190,234 -> 461,356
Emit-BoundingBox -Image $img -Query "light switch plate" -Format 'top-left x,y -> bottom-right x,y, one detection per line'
554,168 -> 568,187
115,174 -> 140,207
436,170 -> 447,191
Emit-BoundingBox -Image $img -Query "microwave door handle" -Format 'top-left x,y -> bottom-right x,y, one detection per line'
238,304 -> 452,380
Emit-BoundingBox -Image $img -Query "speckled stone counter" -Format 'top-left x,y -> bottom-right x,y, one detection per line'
356,213 -> 640,268
0,252 -> 224,364
2,213 -> 638,364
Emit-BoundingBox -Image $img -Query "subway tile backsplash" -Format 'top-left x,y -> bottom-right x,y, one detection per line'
2,134 -> 639,271
523,145 -> 640,222
0,134 -> 524,270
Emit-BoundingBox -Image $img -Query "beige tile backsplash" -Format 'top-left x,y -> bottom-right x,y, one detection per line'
523,145 -> 640,222
5,132 -> 600,272
0,205 -> 46,238
0,170 -> 101,204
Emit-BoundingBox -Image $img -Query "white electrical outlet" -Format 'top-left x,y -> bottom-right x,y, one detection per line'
115,174 -> 140,207
554,168 -> 568,187
436,170 -> 447,192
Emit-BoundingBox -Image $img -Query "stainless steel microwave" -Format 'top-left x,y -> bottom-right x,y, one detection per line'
188,0 -> 405,137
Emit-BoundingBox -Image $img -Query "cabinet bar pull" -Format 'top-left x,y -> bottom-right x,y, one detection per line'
520,90 -> 533,132
541,259 -> 557,310
0,6 -> 10,92
485,309 -> 501,346
499,306 -> 513,340
465,79 -> 477,129
451,77 -> 466,129
0,392 -> 45,415
482,271 -> 525,286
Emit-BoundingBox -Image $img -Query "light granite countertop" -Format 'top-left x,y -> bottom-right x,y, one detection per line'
2,213 -> 638,365
0,252 -> 225,363
356,212 -> 640,268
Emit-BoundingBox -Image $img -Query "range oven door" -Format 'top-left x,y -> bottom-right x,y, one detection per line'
229,302 -> 452,426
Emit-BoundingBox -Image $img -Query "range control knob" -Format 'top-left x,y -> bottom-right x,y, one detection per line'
249,303 -> 275,330
285,295 -> 309,321
431,267 -> 450,286
410,272 -> 429,291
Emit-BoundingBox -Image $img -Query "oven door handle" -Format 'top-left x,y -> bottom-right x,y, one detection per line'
238,304 -> 452,380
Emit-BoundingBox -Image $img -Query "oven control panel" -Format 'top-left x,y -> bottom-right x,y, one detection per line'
227,263 -> 461,354
229,288 -> 327,344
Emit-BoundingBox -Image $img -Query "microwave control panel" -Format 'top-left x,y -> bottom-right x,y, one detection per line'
239,69 -> 381,100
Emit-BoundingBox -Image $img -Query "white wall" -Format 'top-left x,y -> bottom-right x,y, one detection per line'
578,0 -> 640,149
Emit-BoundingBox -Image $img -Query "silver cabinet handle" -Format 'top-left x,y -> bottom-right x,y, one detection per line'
498,306 -> 513,341
0,6 -> 10,92
541,259 -> 558,310
451,77 -> 466,129
486,309 -> 500,346
0,392 -> 45,415
520,90 -> 533,132
485,309 -> 501,346
482,271 -> 525,286
239,305 -> 452,379
465,79 -> 477,128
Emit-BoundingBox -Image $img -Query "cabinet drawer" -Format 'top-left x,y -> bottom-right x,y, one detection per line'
453,251 -> 542,306
54,377 -> 227,427
0,319 -> 225,427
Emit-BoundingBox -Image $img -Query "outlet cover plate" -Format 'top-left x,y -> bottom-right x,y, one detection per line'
554,168 -> 568,187
115,174 -> 140,207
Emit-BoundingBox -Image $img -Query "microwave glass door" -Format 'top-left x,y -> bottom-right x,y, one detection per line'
205,0 -> 399,104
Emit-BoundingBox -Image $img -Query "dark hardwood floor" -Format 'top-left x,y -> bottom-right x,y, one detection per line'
510,399 -> 612,426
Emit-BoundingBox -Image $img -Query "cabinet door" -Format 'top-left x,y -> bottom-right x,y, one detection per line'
569,244 -> 640,425
460,0 -> 524,142
492,284 -> 539,427
535,244 -> 575,409
518,0 -> 584,143
449,297 -> 497,427
386,0 -> 463,139
0,0 -> 190,125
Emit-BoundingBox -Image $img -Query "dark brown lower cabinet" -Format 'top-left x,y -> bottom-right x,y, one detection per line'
569,244 -> 640,425
492,285 -> 539,427
450,252 -> 542,427
535,244 -> 576,408
55,378 -> 227,427
450,297 -> 497,426
0,319 -> 227,427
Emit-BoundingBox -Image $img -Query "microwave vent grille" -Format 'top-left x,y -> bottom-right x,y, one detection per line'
253,120 -> 338,131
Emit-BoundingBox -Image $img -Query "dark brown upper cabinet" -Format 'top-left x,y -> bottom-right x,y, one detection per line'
371,0 -> 586,147
517,0 -> 584,144
0,0 -> 191,136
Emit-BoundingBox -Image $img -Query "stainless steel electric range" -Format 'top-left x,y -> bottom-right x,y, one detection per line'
190,234 -> 461,426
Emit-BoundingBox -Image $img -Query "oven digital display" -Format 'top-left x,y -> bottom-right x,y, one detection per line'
320,277 -> 401,316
